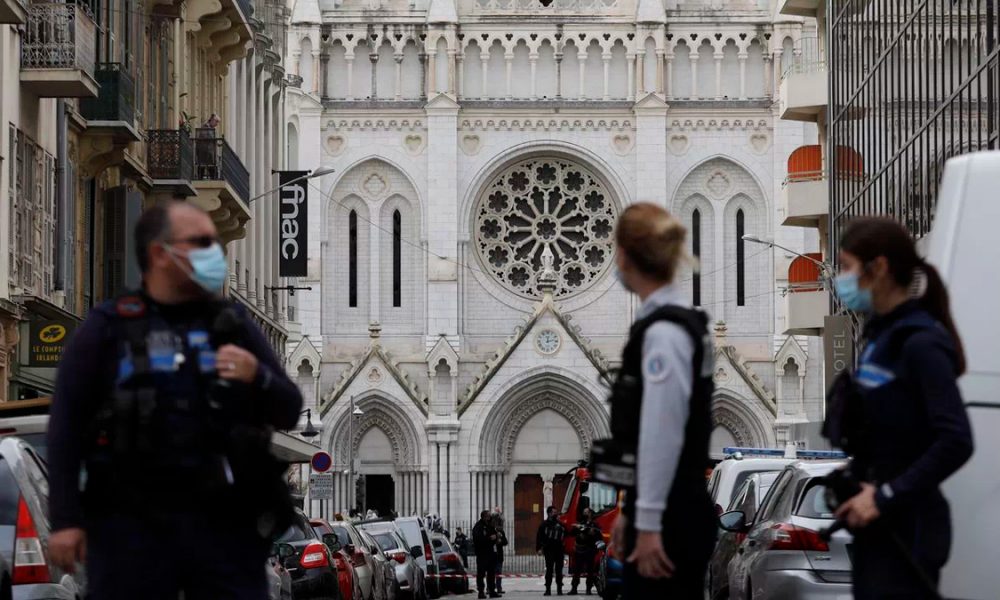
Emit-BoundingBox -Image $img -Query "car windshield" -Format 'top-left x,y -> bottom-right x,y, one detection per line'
397,521 -> 423,550
372,532 -> 402,552
278,516 -> 313,543
432,537 -> 453,555
581,481 -> 618,515
730,469 -> 780,505
795,479 -> 835,519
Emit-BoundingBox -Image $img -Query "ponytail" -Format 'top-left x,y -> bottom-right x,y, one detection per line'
841,217 -> 966,375
918,261 -> 967,375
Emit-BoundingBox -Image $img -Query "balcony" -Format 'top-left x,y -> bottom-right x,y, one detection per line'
20,2 -> 98,98
779,38 -> 827,122
781,145 -> 864,228
79,63 -> 140,142
777,0 -> 824,17
148,129 -> 197,198
784,254 -> 829,336
191,128 -> 251,244
183,0 -> 253,65
0,0 -> 26,24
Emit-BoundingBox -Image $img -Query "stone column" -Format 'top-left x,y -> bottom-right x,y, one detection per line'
577,50 -> 586,99
634,94 -> 669,216
665,53 -> 674,99
370,50 -> 378,99
427,50 -> 437,96
529,53 -> 538,100
714,53 -> 723,100
346,55 -> 355,100
764,54 -> 773,98
504,51 -> 513,99
247,59 -> 258,303
447,49 -> 457,94
602,51 -> 611,100
690,54 -> 698,99
425,91 -> 460,339
480,55 -> 489,98
455,51 -> 464,98
321,53 -> 331,98
395,53 -> 404,100
655,49 -> 664,94
555,51 -> 563,98
627,52 -> 636,101
635,50 -> 645,95
739,52 -> 748,99
311,51 -> 321,96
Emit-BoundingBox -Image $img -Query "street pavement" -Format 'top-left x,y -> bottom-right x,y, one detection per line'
454,577 -> 593,598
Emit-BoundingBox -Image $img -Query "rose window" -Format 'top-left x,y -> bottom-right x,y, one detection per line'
473,158 -> 618,298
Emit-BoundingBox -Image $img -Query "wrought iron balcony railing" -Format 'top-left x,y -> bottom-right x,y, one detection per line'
21,2 -> 96,75
80,63 -> 135,123
147,129 -> 194,182
193,128 -> 250,204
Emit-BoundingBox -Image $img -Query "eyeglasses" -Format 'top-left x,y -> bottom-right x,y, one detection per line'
167,235 -> 221,248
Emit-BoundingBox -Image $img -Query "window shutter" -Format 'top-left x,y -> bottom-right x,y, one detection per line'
103,185 -> 143,299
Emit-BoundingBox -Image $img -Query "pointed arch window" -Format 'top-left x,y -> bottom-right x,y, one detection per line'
736,209 -> 745,306
392,210 -> 402,307
692,209 -> 701,306
348,210 -> 358,308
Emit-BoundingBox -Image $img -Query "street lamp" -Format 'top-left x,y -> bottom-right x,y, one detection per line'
248,166 -> 336,204
742,234 -> 834,277
348,395 -> 365,510
299,409 -> 319,439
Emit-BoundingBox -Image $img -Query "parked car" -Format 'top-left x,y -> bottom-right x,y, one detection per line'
392,517 -> 440,599
0,409 -> 50,460
0,436 -> 86,599
266,552 -> 293,600
319,518 -> 392,600
707,471 -> 780,600
312,519 -> 364,600
722,461 -> 852,600
359,522 -> 426,600
358,528 -> 398,600
430,532 -> 469,595
275,508 -> 342,599
595,540 -> 622,600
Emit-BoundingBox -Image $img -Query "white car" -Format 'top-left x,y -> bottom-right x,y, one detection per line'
708,455 -> 795,516
929,152 -> 1000,600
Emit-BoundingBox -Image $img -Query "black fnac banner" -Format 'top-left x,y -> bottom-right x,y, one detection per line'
279,170 -> 309,277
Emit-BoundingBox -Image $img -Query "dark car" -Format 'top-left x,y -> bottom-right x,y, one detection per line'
595,540 -> 622,600
313,519 -> 363,600
707,470 -> 779,600
0,437 -> 85,599
275,508 -> 342,600
430,532 -> 469,595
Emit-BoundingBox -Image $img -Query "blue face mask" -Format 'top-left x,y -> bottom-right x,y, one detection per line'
833,272 -> 873,313
166,242 -> 228,295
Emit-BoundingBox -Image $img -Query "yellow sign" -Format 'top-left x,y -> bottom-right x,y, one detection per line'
38,324 -> 67,343
533,503 -> 540,514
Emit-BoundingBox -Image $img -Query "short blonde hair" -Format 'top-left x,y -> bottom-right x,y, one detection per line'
615,202 -> 689,283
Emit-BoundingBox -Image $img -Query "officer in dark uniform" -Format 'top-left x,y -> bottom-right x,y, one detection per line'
472,510 -> 501,599
536,506 -> 566,596
599,203 -> 716,599
826,218 -> 973,599
47,201 -> 303,600
568,508 -> 601,595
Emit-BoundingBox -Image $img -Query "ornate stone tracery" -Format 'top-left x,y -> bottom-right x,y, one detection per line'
472,157 -> 618,299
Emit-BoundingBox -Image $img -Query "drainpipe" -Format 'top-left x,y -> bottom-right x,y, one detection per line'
54,99 -> 70,297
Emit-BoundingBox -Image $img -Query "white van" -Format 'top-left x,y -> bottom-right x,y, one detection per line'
927,152 -> 1000,600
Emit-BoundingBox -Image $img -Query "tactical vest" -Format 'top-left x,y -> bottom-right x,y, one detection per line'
592,305 -> 714,524
86,292 -> 235,510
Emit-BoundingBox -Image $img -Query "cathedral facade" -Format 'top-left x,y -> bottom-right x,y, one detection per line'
283,0 -> 827,531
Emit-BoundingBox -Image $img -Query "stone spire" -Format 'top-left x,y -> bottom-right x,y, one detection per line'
426,0 -> 458,24
636,0 -> 666,23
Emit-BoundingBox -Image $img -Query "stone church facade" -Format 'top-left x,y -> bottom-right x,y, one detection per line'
283,0 -> 827,529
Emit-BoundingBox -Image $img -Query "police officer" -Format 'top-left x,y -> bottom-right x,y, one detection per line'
47,201 -> 303,599
454,527 -> 470,568
606,203 -> 716,599
492,510 -> 508,595
568,507 -> 601,595
536,506 -> 566,596
826,217 -> 973,599
472,510 -> 501,599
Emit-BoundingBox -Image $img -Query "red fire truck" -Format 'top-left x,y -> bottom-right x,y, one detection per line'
557,462 -> 620,584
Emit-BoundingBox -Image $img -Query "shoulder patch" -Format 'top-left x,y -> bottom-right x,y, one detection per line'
643,351 -> 671,383
115,296 -> 147,318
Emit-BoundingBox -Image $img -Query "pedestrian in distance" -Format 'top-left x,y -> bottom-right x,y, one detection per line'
568,507 -> 601,595
472,510 -> 501,599
603,203 -> 718,599
454,527 -> 470,568
824,217 -> 974,599
536,506 -> 567,596
492,511 -> 508,595
46,201 -> 303,600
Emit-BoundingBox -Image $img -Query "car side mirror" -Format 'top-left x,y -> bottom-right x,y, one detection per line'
277,543 -> 296,559
323,533 -> 342,553
410,546 -> 422,559
718,510 -> 748,533
595,541 -> 607,552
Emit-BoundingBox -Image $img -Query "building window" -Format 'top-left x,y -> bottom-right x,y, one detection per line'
692,208 -> 701,307
348,209 -> 358,307
392,209 -> 402,308
7,126 -> 55,299
736,208 -> 745,307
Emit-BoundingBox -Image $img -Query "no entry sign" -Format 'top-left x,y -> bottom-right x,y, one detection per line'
311,451 -> 332,473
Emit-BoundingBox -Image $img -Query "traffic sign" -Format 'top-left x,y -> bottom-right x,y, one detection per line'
311,451 -> 332,473
309,473 -> 334,501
